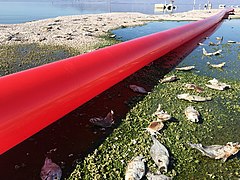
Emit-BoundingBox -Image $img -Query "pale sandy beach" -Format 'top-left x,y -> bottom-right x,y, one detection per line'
0,9 -> 239,52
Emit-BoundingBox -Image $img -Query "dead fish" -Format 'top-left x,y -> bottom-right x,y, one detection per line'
175,66 -> 195,71
40,157 -> 62,180
209,41 -> 218,46
216,36 -> 223,41
146,121 -> 164,136
125,156 -> 146,180
160,75 -> 179,83
188,142 -> 240,162
184,106 -> 200,122
207,62 -> 225,68
205,78 -> 231,91
177,93 -> 212,102
89,110 -> 114,128
129,85 -> 148,94
146,171 -> 172,180
154,104 -> 171,122
150,136 -> 169,173
227,40 -> 236,43
184,83 -> 204,93
203,48 -> 222,56
198,42 -> 206,46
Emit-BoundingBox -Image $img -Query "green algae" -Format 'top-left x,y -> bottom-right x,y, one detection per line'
69,71 -> 240,180
0,43 -> 80,76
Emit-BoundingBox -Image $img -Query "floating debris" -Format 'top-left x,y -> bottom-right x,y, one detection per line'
89,110 -> 114,128
209,36 -> 223,46
154,104 -> 172,122
216,36 -> 223,41
175,66 -> 195,71
209,42 -> 218,46
198,42 -> 206,46
146,171 -> 172,180
40,157 -> 62,180
188,142 -> 240,162
160,75 -> 179,83
184,83 -> 204,93
146,121 -> 164,136
184,106 -> 200,123
227,40 -> 236,44
150,136 -> 169,173
129,85 -> 148,94
205,78 -> 231,91
207,62 -> 225,68
202,48 -> 222,56
125,156 -> 146,180
177,93 -> 212,102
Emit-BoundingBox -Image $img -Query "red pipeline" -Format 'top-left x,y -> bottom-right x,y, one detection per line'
0,9 -> 233,155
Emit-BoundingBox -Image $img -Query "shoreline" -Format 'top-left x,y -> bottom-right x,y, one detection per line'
0,9 -> 238,52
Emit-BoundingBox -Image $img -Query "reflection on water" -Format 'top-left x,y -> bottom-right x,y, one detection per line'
113,19 -> 240,80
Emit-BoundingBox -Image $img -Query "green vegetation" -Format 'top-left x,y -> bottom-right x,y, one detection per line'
0,43 -> 79,76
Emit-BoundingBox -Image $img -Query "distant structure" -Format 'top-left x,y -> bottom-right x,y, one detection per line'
154,0 -> 177,13
204,0 -> 212,10
219,4 -> 226,9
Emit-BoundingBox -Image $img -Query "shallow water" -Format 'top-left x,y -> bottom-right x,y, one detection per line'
112,19 -> 240,80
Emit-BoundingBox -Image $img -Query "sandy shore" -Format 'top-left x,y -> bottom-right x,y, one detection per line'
0,9 -> 238,51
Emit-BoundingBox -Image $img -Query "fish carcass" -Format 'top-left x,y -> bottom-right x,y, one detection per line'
203,48 -> 222,56
177,93 -> 212,102
40,157 -> 62,180
154,104 -> 172,122
175,66 -> 195,71
207,62 -> 225,68
146,121 -> 164,136
125,156 -> 146,180
150,136 -> 169,173
160,75 -> 179,83
184,106 -> 200,123
184,83 -> 204,93
146,171 -> 172,180
129,85 -> 148,94
205,78 -> 231,91
188,142 -> 240,162
89,110 -> 114,128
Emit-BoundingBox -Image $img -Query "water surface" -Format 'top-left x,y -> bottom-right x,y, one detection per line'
113,19 -> 240,80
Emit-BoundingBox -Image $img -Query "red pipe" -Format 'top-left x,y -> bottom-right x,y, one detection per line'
0,9 -> 233,155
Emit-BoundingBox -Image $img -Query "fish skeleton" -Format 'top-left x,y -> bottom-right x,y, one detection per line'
125,156 -> 146,180
160,75 -> 179,83
184,106 -> 200,122
205,78 -> 231,91
177,93 -> 212,102
40,157 -> 62,180
89,110 -> 114,128
203,48 -> 222,56
146,121 -> 164,136
146,171 -> 172,180
175,66 -> 195,71
129,85 -> 148,94
154,104 -> 172,122
188,142 -> 240,162
150,136 -> 169,173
